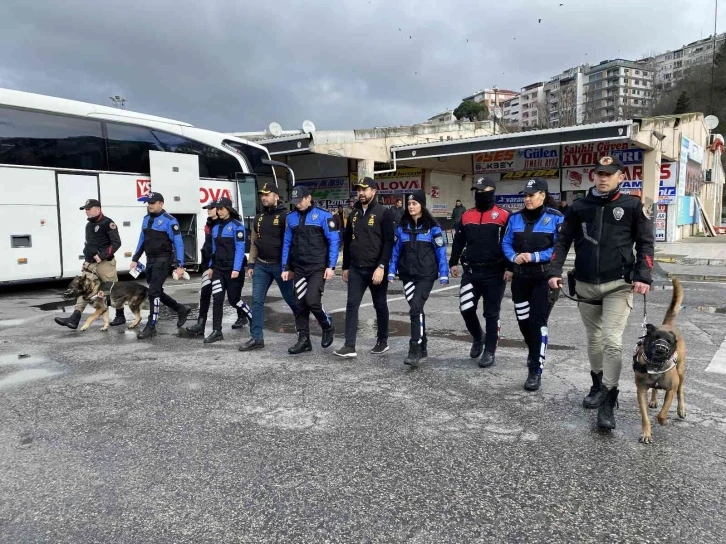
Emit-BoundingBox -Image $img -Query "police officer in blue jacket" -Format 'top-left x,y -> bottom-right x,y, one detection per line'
202,197 -> 252,344
131,192 -> 191,339
281,185 -> 339,355
502,179 -> 564,391
388,190 -> 449,367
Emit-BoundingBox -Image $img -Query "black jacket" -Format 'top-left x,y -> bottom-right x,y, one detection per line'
343,197 -> 395,270
83,214 -> 121,263
249,204 -> 288,264
549,189 -> 655,285
391,205 -> 405,226
449,205 -> 510,270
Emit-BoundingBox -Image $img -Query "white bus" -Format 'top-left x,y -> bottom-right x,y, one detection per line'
0,88 -> 282,284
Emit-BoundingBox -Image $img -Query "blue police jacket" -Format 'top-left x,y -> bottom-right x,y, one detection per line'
209,218 -> 246,272
132,210 -> 185,266
282,205 -> 339,272
502,207 -> 564,266
388,221 -> 449,283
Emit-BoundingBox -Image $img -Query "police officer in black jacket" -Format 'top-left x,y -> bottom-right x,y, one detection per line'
186,202 -> 219,336
281,186 -> 339,354
238,182 -> 297,352
55,198 -> 123,330
334,177 -> 395,358
549,155 -> 654,430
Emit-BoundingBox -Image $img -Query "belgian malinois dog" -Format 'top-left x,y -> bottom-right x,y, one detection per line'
62,274 -> 148,331
632,279 -> 686,444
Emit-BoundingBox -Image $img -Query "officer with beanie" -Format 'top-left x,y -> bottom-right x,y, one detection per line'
281,185 -> 339,354
502,178 -> 564,391
186,201 -> 220,336
388,189 -> 449,366
334,176 -> 395,358
239,182 -> 297,352
55,198 -> 123,329
131,192 -> 191,339
196,197 -> 251,343
549,155 -> 654,430
449,177 -> 510,368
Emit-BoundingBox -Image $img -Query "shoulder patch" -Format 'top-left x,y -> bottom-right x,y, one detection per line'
172,224 -> 180,232
109,223 -> 117,230
434,235 -> 444,247
328,219 -> 337,229
236,230 -> 244,240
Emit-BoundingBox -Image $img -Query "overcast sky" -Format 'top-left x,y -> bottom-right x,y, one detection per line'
0,0 -> 721,133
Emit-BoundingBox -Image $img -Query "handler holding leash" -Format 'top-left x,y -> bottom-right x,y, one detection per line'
55,198 -> 123,330
548,155 -> 654,430
502,178 -> 564,392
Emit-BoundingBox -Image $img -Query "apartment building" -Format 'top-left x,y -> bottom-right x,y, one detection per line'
653,33 -> 726,90
543,65 -> 588,127
583,59 -> 654,123
501,95 -> 521,126
519,82 -> 545,128
461,88 -> 520,111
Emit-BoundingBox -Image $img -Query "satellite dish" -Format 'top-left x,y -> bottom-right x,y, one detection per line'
302,120 -> 316,134
268,122 -> 283,137
705,115 -> 720,130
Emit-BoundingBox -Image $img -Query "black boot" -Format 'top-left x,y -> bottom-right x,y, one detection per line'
137,322 -> 157,339
404,340 -> 422,367
176,305 -> 191,327
479,351 -> 496,368
288,333 -> 312,354
231,308 -> 249,330
238,337 -> 265,351
421,336 -> 428,359
109,308 -> 126,327
597,386 -> 619,430
186,318 -> 206,336
204,330 -> 224,344
321,325 -> 335,348
55,310 -> 82,330
524,369 -> 541,391
470,338 -> 484,359
583,371 -> 606,409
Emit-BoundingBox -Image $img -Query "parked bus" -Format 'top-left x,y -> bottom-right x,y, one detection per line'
0,88 -> 278,284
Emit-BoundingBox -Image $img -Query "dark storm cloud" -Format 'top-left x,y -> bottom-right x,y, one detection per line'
0,0 -> 720,132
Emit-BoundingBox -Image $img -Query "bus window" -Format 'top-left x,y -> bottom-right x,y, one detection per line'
106,123 -> 164,173
0,106 -> 105,170
153,130 -> 240,180
222,139 -> 278,216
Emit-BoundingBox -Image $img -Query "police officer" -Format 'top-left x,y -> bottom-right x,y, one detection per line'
55,198 -> 122,329
334,177 -> 394,358
502,178 -> 564,391
281,185 -> 339,355
238,182 -> 297,352
185,201 -> 219,336
202,197 -> 251,344
388,190 -> 449,367
548,155 -> 654,430
131,192 -> 191,339
449,177 -> 510,367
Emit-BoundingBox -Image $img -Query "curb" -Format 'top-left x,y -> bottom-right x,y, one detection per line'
667,272 -> 726,282
655,254 -> 726,266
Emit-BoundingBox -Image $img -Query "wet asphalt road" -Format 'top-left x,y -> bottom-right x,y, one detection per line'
1,269 -> 726,543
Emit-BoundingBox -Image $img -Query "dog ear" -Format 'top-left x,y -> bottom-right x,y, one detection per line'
668,331 -> 677,345
646,323 -> 656,334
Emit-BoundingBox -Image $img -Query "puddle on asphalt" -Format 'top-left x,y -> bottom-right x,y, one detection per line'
696,306 -> 726,314
0,353 -> 64,388
33,300 -> 74,312
0,368 -> 61,388
0,319 -> 26,327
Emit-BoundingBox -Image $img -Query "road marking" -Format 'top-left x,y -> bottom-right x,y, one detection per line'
705,335 -> 726,374
328,284 -> 459,314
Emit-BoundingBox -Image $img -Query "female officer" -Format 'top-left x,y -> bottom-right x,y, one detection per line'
502,178 -> 564,391
388,190 -> 449,367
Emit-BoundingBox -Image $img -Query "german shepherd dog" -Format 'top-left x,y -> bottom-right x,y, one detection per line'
62,274 -> 148,331
633,279 -> 686,444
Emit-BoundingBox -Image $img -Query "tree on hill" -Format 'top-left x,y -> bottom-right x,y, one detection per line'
673,91 -> 691,114
453,100 -> 489,121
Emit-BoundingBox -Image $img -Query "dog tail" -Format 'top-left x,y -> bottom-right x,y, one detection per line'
663,278 -> 683,326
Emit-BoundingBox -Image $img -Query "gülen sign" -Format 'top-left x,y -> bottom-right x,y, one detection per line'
474,147 -> 559,173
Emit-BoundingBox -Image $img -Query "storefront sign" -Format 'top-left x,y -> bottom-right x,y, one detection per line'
496,193 -> 562,211
655,204 -> 667,242
473,147 -> 559,173
296,177 -> 350,201
350,168 -> 423,195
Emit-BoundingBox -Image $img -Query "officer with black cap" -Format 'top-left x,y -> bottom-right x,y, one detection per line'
55,198 -> 123,329
549,155 -> 654,430
131,192 -> 191,339
238,182 -> 297,352
502,178 -> 564,391
334,176 -> 395,358
201,197 -> 252,344
449,177 -> 511,367
186,200 -> 220,336
281,185 -> 339,354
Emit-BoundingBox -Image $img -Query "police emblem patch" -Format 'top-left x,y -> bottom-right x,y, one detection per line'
491,212 -> 499,220
109,223 -> 117,230
543,216 -> 551,225
94,225 -> 100,232
236,231 -> 244,240
434,236 -> 444,247
613,207 -> 624,221
157,219 -> 163,226
599,156 -> 614,165
328,220 -> 336,229
173,224 -> 180,231
312,212 -> 318,220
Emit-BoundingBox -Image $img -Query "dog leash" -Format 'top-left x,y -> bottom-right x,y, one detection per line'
557,285 -> 649,327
